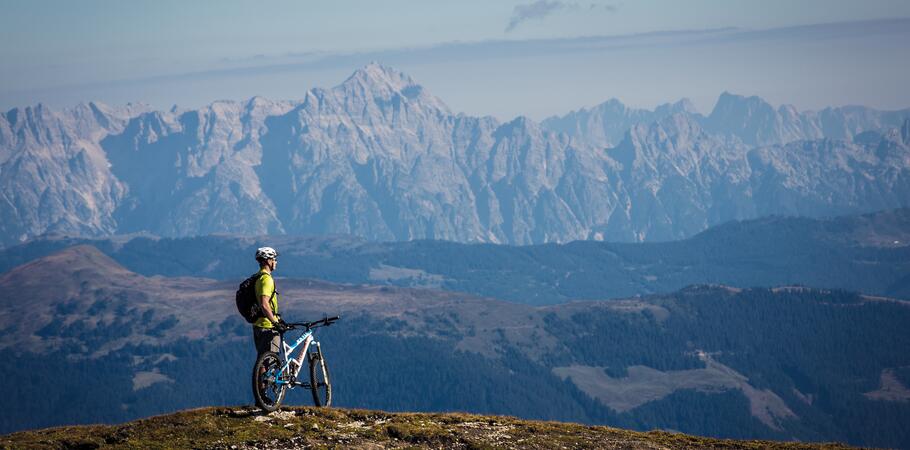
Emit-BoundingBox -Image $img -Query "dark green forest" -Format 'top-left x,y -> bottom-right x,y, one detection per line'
3,287 -> 909,448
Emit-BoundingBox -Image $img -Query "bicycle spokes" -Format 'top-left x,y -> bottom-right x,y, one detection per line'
253,352 -> 287,411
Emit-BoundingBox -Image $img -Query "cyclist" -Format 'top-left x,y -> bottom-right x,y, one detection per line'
252,246 -> 288,357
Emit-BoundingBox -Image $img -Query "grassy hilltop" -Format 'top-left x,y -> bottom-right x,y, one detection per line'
0,406 -> 855,450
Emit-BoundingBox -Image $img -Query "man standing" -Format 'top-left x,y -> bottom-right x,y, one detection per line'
252,247 -> 287,356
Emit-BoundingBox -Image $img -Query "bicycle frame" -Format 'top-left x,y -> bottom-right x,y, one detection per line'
275,329 -> 320,387
253,316 -> 337,411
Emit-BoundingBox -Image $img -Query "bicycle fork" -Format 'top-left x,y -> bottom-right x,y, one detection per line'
312,341 -> 329,388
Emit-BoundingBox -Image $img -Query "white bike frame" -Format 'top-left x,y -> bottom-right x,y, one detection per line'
276,329 -> 321,385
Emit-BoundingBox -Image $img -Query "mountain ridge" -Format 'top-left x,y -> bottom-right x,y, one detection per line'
3,208 -> 908,306
544,90 -> 910,148
2,63 -> 909,246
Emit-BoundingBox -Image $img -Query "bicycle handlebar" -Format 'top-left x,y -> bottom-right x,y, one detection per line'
287,316 -> 340,331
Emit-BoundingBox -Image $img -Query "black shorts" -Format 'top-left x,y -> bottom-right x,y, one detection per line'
253,327 -> 280,355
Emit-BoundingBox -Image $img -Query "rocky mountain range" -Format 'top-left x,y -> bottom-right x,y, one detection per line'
545,91 -> 910,149
2,63 -> 909,246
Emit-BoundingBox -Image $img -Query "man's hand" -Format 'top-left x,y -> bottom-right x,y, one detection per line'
273,318 -> 289,332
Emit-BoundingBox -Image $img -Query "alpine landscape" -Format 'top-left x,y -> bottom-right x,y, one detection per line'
1,3 -> 910,449
4,63 -> 910,246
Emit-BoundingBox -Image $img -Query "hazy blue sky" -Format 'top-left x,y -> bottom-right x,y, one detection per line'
2,0 -> 909,119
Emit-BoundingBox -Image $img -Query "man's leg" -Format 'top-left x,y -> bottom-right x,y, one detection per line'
253,327 -> 271,398
269,330 -> 280,353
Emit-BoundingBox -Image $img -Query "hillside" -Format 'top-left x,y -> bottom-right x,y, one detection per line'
0,406 -> 854,449
3,209 -> 909,305
2,245 -> 910,447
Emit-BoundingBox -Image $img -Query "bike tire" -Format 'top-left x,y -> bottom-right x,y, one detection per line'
252,351 -> 286,412
308,347 -> 332,407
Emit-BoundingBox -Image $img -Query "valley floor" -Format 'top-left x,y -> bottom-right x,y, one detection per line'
0,406 -> 855,449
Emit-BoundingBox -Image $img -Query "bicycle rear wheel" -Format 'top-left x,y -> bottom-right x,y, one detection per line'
253,351 -> 286,412
309,347 -> 332,407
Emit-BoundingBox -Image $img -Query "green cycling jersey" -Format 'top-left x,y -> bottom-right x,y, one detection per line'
253,269 -> 279,329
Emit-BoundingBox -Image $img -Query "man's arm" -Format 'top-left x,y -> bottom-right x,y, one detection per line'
260,295 -> 279,324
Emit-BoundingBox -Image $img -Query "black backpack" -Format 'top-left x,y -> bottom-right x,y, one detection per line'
236,273 -> 273,323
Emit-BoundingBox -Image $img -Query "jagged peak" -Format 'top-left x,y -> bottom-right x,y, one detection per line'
2,103 -> 59,129
244,95 -> 271,109
64,101 -> 149,124
209,99 -> 238,107
500,115 -> 542,133
126,108 -> 182,135
339,62 -> 416,93
25,102 -> 55,118
709,91 -> 776,119
298,87 -> 328,110
335,63 -> 450,113
3,107 -> 19,125
777,103 -> 800,116
242,95 -> 296,117
613,112 -> 708,159
67,101 -> 117,119
566,97 -> 632,117
547,97 -> 699,130
591,98 -> 628,112
675,98 -> 697,112
655,98 -> 699,116
540,98 -> 627,126
198,99 -> 243,119
69,101 -> 92,113
509,115 -> 534,125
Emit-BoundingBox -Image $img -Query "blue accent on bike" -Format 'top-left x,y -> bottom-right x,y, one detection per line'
254,320 -> 336,410
287,331 -> 312,354
275,330 -> 314,375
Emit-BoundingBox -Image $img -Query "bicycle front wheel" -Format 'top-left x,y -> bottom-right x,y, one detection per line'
253,351 -> 286,412
309,347 -> 332,407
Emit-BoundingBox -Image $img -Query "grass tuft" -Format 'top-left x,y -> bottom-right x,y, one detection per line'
0,406 -> 858,450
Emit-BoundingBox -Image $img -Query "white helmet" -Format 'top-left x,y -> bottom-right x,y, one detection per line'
255,246 -> 278,261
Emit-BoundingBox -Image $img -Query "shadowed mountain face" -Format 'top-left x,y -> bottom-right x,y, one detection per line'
1,245 -> 909,447
2,63 -> 910,247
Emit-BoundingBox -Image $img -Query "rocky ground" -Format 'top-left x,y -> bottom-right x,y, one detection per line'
0,406 -> 856,449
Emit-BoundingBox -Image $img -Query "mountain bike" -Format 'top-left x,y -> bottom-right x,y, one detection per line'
252,316 -> 339,412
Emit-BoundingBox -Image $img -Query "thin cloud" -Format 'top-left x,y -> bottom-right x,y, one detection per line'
506,1 -> 567,32
6,17 -> 906,112
589,3 -> 618,12
506,1 -> 619,32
